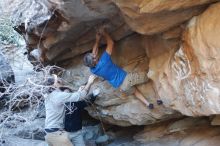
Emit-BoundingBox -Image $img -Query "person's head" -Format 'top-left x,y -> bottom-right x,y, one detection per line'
83,53 -> 98,68
45,74 -> 63,88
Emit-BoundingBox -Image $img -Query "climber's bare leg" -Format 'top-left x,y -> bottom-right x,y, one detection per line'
133,87 -> 153,109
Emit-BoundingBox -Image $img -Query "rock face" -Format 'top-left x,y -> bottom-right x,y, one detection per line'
149,3 -> 220,116
7,0 -> 131,63
8,0 -> 215,63
7,0 -> 220,125
134,117 -> 220,146
113,0 -> 217,35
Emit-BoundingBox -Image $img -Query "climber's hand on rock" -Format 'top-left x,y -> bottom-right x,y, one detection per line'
98,26 -> 106,35
96,32 -> 101,40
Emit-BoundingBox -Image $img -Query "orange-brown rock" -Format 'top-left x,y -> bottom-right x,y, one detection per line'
113,0 -> 217,34
148,2 -> 220,116
8,0 -> 217,64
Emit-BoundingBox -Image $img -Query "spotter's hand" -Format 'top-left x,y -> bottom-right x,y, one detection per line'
88,74 -> 97,84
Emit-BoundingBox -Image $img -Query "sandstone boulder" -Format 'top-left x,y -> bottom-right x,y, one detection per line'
113,0 -> 217,34
148,2 -> 220,116
7,0 -> 220,125
8,0 -> 132,63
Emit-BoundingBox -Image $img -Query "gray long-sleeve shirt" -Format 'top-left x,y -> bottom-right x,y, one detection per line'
45,89 -> 87,129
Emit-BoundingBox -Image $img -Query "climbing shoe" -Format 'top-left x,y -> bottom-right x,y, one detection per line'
148,103 -> 154,109
157,100 -> 163,105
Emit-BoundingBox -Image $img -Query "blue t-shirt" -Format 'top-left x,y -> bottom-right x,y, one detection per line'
90,51 -> 127,88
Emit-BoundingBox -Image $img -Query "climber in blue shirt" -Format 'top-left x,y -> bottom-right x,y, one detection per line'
83,28 -> 163,109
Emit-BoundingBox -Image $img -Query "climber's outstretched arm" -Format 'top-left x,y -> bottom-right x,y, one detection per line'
102,30 -> 114,55
92,32 -> 101,58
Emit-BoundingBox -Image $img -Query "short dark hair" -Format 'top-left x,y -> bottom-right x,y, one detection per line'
83,53 -> 96,67
44,77 -> 56,93
45,77 -> 55,86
